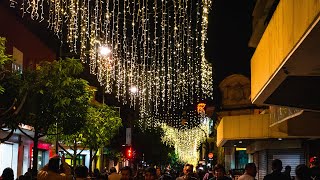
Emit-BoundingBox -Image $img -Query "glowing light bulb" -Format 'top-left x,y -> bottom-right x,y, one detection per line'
130,86 -> 138,94
99,46 -> 111,56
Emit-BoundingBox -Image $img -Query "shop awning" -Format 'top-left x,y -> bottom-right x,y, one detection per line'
216,114 -> 288,147
251,0 -> 320,110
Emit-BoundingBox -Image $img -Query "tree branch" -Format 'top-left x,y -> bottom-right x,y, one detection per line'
17,126 -> 34,140
0,98 -> 17,116
58,143 -> 73,157
46,129 -> 64,136
91,149 -> 98,162
38,133 -> 46,138
13,92 -> 28,116
76,146 -> 87,156
0,69 -> 11,80
0,128 -> 14,143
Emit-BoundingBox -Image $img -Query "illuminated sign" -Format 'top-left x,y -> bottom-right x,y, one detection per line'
197,103 -> 206,114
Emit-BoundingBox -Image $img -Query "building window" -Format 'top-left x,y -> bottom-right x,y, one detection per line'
12,47 -> 23,73
65,154 -> 86,166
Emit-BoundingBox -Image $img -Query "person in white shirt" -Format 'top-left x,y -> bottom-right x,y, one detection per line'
238,163 -> 257,180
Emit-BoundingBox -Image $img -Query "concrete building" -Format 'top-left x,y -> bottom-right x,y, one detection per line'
216,1 -> 320,179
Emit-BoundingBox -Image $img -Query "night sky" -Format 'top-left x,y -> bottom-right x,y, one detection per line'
206,0 -> 256,85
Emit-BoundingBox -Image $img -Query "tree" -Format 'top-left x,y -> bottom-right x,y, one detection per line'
49,104 -> 122,171
132,126 -> 178,167
0,37 -> 24,142
0,37 -> 12,94
16,58 -> 93,175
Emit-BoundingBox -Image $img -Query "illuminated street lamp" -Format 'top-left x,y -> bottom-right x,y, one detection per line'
129,86 -> 138,94
98,45 -> 111,56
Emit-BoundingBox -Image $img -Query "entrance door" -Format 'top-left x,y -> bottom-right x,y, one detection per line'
0,143 -> 19,179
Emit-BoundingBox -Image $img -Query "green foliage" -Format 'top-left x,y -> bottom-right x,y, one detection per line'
167,151 -> 183,169
0,37 -> 12,94
48,104 -> 122,151
0,71 -> 23,129
0,37 -> 12,66
19,58 -> 92,136
133,127 -> 176,166
103,148 -> 122,162
83,104 -> 122,149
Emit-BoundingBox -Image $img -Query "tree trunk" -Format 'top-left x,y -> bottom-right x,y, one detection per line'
72,139 -> 77,170
89,148 -> 93,174
32,127 -> 39,177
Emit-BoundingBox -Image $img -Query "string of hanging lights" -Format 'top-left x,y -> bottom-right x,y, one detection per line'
9,0 -> 214,165
161,117 -> 211,167
9,0 -> 213,128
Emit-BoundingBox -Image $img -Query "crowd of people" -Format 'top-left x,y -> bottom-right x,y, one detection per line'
1,156 -> 320,180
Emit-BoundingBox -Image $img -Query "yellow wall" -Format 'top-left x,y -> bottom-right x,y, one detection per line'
251,0 -> 320,102
216,114 -> 288,147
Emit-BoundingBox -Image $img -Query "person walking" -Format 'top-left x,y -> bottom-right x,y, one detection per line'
202,168 -> 214,180
238,163 -> 257,180
263,159 -> 290,180
145,167 -> 157,180
0,168 -> 14,180
295,164 -> 311,180
109,167 -> 121,180
176,164 -> 197,180
120,166 -> 133,180
37,155 -> 72,180
75,165 -> 89,180
310,156 -> 320,180
211,164 -> 231,180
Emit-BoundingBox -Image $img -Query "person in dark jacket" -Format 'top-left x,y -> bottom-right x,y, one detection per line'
263,159 -> 291,180
310,156 -> 320,180
295,164 -> 311,180
211,164 -> 231,180
0,168 -> 14,180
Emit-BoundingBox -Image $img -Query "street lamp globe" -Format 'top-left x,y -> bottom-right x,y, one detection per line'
99,45 -> 111,56
130,86 -> 138,94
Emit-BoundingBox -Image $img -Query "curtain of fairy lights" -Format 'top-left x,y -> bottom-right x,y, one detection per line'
161,117 -> 210,167
9,0 -> 214,165
9,0 -> 213,128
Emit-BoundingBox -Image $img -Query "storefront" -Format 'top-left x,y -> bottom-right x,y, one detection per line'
252,148 -> 305,179
30,142 -> 51,171
0,142 -> 19,179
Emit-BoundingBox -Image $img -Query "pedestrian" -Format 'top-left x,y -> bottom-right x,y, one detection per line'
37,155 -> 72,180
24,168 -> 32,179
75,165 -> 89,180
120,166 -> 133,180
145,167 -> 157,180
0,168 -> 14,180
238,163 -> 257,180
109,167 -> 121,180
211,164 -> 231,180
176,164 -> 197,180
156,167 -> 162,179
202,168 -> 214,180
295,164 -> 311,180
263,159 -> 290,180
310,156 -> 320,180
159,167 -> 173,180
283,165 -> 293,180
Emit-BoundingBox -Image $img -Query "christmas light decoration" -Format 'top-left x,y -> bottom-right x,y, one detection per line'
161,117 -> 211,167
10,0 -> 213,128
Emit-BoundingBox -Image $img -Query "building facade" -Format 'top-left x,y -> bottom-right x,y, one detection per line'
216,1 -> 320,179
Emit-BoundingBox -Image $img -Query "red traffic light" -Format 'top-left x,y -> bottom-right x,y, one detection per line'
125,147 -> 133,159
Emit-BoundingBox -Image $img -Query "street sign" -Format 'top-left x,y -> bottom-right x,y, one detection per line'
126,128 -> 131,145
